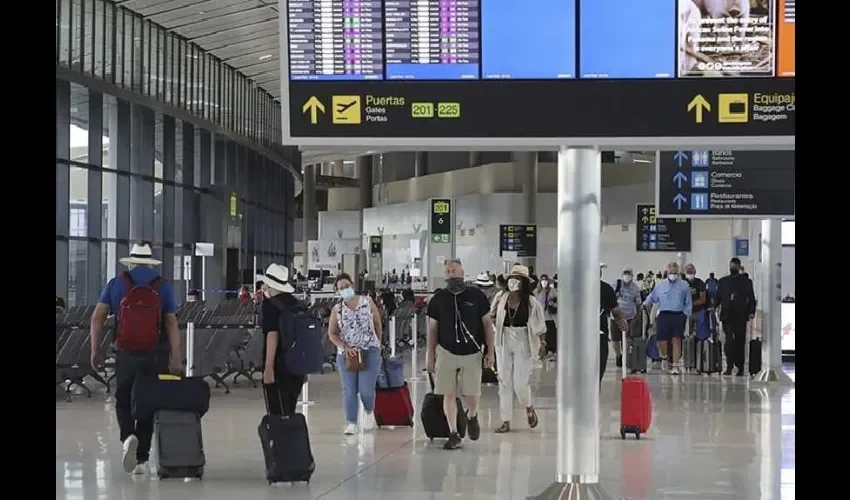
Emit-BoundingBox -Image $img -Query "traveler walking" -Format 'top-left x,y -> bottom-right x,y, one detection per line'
600,264 -> 629,383
684,263 -> 709,339
427,258 -> 495,450
88,242 -> 181,475
535,274 -> 558,358
492,265 -> 547,433
642,262 -> 692,374
610,268 -> 643,368
258,264 -> 307,416
327,273 -> 384,435
714,258 -> 756,376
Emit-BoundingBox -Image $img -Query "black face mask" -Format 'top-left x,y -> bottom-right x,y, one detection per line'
445,277 -> 466,294
729,268 -> 740,275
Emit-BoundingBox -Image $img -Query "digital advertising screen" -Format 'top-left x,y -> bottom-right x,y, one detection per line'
777,0 -> 795,76
677,0 -> 777,77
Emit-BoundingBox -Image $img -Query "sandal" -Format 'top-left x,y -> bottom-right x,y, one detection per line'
527,407 -> 539,429
495,421 -> 511,434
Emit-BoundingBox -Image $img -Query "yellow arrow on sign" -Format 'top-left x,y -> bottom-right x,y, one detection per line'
687,94 -> 711,124
302,96 -> 325,125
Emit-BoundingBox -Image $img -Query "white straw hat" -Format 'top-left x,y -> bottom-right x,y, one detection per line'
260,263 -> 295,293
474,272 -> 494,286
118,243 -> 162,266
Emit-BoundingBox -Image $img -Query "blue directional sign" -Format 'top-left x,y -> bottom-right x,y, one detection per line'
734,238 -> 750,257
692,150 -> 710,167
656,150 -> 795,218
691,192 -> 708,210
691,171 -> 708,189
673,151 -> 688,168
635,204 -> 691,252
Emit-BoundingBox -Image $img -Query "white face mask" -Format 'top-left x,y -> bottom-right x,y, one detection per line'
507,278 -> 521,292
622,275 -> 632,283
668,274 -> 679,282
686,273 -> 696,280
540,280 -> 549,288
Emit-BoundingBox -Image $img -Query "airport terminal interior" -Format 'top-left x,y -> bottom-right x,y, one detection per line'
56,1 -> 795,499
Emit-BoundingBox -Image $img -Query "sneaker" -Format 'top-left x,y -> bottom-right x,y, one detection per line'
735,368 -> 746,377
132,463 -> 148,475
723,368 -> 734,376
443,432 -> 463,450
660,358 -> 669,372
494,421 -> 511,434
343,423 -> 358,435
121,435 -> 139,473
467,412 -> 480,441
361,412 -> 375,432
669,365 -> 681,375
615,355 -> 623,368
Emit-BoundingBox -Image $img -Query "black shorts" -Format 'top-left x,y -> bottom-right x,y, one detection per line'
656,312 -> 687,341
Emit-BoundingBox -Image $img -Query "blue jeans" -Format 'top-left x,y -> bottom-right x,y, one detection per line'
337,347 -> 383,424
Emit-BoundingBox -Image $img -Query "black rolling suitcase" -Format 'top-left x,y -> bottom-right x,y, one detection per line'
258,391 -> 315,485
698,313 -> 723,375
420,373 -> 467,441
156,409 -> 206,479
749,338 -> 763,375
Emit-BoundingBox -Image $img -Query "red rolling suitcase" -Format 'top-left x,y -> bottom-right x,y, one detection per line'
620,352 -> 652,440
374,382 -> 415,427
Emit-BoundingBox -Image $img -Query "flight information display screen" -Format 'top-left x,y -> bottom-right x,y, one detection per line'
286,0 -> 795,80
385,0 -> 480,80
288,0 -> 384,80
481,0 -> 575,79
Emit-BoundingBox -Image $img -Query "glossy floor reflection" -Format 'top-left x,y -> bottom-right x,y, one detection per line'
56,358 -> 795,500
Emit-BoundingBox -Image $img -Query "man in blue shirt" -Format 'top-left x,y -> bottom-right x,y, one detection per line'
89,243 -> 182,476
643,262 -> 692,375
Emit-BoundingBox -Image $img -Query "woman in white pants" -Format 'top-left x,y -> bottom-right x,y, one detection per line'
492,264 -> 548,433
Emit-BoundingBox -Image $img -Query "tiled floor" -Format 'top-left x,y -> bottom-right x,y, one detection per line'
56,357 -> 795,500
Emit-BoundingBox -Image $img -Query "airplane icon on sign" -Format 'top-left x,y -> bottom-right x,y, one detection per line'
336,100 -> 357,113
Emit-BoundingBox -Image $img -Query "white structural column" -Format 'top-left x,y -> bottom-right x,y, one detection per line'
534,147 -> 612,500
753,219 -> 793,384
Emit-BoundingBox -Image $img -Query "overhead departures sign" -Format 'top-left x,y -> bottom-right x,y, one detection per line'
282,0 -> 795,144
499,225 -> 538,258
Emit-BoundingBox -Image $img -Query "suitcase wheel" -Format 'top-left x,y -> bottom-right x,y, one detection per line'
620,428 -> 627,440
635,432 -> 641,440
159,473 -> 169,480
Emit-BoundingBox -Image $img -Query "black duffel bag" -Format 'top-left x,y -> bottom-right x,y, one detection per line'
131,375 -> 211,420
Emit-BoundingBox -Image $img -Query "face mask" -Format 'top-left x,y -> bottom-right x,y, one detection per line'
622,275 -> 632,283
339,287 -> 355,300
668,274 -> 678,282
540,280 -> 549,288
507,278 -> 521,292
686,273 -> 695,280
445,277 -> 466,294
729,268 -> 740,275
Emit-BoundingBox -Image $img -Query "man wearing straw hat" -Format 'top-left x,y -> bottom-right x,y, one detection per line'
89,242 -> 181,475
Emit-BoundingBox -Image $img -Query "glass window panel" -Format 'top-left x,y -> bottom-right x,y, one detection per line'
68,239 -> 88,307
163,33 -> 172,105
69,166 -> 88,237
102,170 -> 117,238
176,38 -> 184,109
102,241 -> 116,283
58,0 -> 71,65
155,112 -> 164,179
174,187 -> 183,245
91,0 -> 102,78
154,182 -> 163,243
193,127 -> 200,188
103,0 -> 114,82
132,14 -> 143,92
211,59 -> 219,123
102,93 -> 115,168
70,0 -> 83,70
175,119 -> 183,183
145,21 -> 155,97
155,27 -> 164,99
69,83 -> 88,163
189,44 -> 197,114
83,0 -> 96,75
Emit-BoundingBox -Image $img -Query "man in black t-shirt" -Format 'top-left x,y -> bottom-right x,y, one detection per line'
600,264 -> 628,384
427,258 -> 495,450
258,264 -> 306,416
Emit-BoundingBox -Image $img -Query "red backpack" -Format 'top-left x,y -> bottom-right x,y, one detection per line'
116,272 -> 163,352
